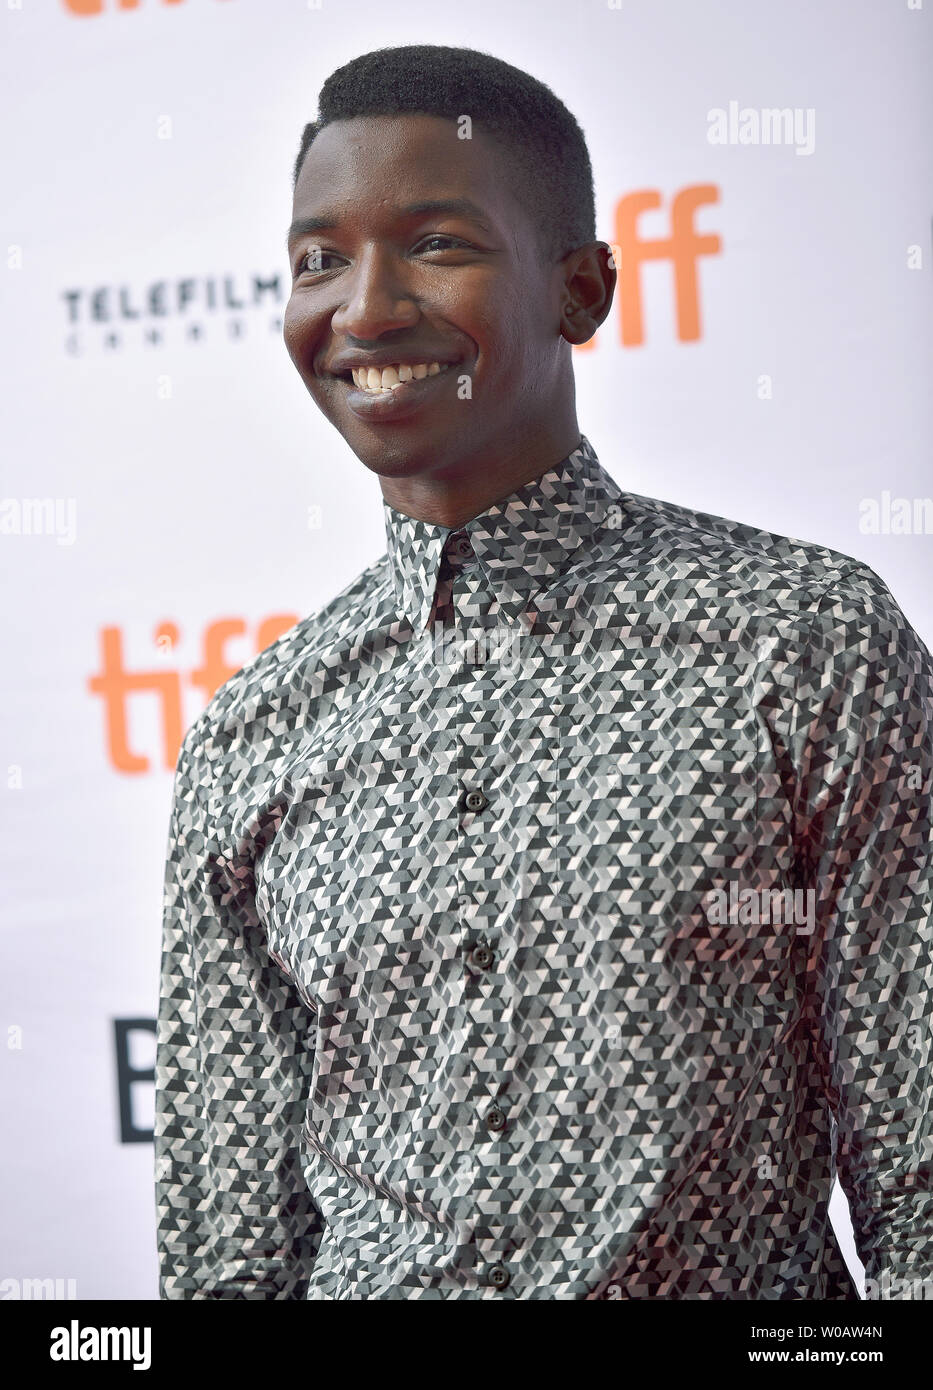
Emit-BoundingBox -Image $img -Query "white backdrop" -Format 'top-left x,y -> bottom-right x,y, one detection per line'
1,0 -> 930,1301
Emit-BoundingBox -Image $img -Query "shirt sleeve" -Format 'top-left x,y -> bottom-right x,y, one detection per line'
154,717 -> 324,1299
793,563 -> 933,1298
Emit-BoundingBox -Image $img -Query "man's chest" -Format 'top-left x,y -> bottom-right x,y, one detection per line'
247,626 -> 798,1033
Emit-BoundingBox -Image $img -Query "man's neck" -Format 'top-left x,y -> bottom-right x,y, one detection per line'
378,418 -> 582,530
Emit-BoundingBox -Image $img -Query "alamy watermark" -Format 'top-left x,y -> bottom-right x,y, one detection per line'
707,102 -> 816,156
417,621 -> 532,672
863,1271 -> 933,1300
703,882 -> 816,935
858,491 -> 933,535
49,1320 -> 151,1370
0,497 -> 77,545
0,1276 -> 77,1299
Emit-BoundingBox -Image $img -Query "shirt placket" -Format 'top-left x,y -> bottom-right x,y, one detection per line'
432,529 -> 522,1296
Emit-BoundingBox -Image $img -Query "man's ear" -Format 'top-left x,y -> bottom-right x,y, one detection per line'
560,242 -> 617,345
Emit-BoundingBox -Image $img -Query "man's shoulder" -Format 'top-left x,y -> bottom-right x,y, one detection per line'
613,488 -> 898,621
177,553 -> 389,769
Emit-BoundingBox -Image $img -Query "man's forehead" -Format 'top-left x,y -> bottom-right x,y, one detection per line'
287,196 -> 498,245
304,110 -> 476,151
293,112 -> 507,202
289,119 -> 519,237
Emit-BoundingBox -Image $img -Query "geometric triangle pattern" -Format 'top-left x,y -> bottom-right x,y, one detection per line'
155,435 -> 933,1298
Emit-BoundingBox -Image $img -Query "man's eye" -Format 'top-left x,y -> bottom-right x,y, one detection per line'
295,236 -> 468,275
297,249 -> 344,275
417,235 -> 467,252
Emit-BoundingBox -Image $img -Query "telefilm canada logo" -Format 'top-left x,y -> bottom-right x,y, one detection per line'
62,270 -> 286,355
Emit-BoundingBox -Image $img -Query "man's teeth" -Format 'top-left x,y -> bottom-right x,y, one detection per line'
350,362 -> 450,393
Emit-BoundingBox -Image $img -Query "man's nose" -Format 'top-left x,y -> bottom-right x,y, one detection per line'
331,246 -> 418,339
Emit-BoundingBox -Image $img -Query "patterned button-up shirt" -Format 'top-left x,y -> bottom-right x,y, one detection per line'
155,434 -> 933,1300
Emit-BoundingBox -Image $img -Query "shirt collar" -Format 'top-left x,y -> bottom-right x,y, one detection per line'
383,434 -> 623,634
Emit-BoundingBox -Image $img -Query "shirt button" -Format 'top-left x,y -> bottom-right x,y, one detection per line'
485,1105 -> 507,1133
461,788 -> 488,813
487,1263 -> 510,1290
449,531 -> 474,561
468,943 -> 496,971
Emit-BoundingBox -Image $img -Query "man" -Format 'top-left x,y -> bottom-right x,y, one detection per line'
155,44 -> 932,1300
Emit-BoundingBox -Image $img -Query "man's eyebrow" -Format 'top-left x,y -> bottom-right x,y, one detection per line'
285,199 -> 494,251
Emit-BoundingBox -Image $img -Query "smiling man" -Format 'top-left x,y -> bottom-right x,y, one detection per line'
281,71 -> 605,524
155,45 -> 933,1301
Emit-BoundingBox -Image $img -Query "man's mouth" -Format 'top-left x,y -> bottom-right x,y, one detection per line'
345,361 -> 452,395
332,360 -> 460,422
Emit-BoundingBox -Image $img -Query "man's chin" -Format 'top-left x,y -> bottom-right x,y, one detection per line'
328,416 -> 463,483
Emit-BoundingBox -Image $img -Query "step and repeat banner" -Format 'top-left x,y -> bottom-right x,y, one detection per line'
1,0 -> 930,1301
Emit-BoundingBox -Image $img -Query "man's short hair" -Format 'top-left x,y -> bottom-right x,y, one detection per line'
292,44 -> 597,266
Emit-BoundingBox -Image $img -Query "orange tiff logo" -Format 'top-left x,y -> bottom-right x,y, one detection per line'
87,614 -> 297,774
62,0 -> 230,13
577,184 -> 722,350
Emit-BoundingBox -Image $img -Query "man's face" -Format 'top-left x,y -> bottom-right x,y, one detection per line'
283,114 -> 569,485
